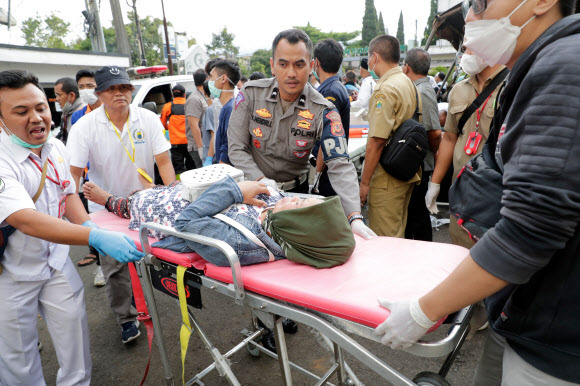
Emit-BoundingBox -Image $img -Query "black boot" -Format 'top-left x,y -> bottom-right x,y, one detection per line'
282,318 -> 298,334
260,328 -> 277,352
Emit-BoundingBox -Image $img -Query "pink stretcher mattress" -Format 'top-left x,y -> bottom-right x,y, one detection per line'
91,210 -> 469,328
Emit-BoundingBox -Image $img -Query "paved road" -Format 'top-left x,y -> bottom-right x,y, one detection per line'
38,216 -> 486,385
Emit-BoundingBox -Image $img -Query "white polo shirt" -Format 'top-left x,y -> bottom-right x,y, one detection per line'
0,133 -> 79,283
67,104 -> 171,212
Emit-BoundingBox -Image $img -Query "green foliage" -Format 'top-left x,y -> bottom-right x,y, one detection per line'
21,13 -> 70,49
126,12 -> 164,65
428,65 -> 448,77
294,23 -> 359,47
187,37 -> 197,47
71,27 -> 118,52
205,27 -> 239,59
396,11 -> 405,45
422,0 -> 439,46
362,0 -> 378,45
250,49 -> 272,76
377,12 -> 386,35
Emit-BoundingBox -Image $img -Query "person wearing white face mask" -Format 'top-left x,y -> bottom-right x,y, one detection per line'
425,50 -> 507,249
54,77 -> 84,144
375,0 -> 580,383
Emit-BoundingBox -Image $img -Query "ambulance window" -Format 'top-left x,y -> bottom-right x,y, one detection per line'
177,81 -> 195,98
143,84 -> 172,114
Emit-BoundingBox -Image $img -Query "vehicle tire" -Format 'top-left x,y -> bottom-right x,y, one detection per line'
412,371 -> 451,386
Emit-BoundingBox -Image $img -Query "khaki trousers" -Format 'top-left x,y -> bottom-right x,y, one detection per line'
449,214 -> 476,249
368,183 -> 414,237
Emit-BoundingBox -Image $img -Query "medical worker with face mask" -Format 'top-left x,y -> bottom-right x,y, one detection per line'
376,0 -> 580,384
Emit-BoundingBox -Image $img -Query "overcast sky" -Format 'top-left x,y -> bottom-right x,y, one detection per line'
0,0 -> 433,56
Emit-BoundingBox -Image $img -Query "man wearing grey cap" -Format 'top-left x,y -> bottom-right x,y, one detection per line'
67,66 -> 175,343
350,58 -> 376,110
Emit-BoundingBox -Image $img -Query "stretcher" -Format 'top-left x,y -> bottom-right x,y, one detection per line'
91,210 -> 474,386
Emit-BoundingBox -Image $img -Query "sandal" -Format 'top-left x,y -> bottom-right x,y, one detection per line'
78,254 -> 98,267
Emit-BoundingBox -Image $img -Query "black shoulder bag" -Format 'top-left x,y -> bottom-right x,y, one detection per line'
378,88 -> 429,181
456,68 -> 509,136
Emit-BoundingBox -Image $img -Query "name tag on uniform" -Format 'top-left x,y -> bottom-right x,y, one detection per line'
58,196 -> 66,219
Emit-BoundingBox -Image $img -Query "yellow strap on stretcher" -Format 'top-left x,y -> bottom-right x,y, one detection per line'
177,265 -> 191,385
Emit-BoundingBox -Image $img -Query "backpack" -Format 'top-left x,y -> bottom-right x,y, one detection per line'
379,88 -> 429,181
168,101 -> 185,119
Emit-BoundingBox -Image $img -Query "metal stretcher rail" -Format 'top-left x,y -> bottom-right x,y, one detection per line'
137,222 -> 472,386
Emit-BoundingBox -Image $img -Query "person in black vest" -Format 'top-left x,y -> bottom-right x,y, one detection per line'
160,84 -> 195,174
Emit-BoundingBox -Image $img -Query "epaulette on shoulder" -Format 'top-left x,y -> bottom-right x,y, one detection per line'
244,78 -> 275,89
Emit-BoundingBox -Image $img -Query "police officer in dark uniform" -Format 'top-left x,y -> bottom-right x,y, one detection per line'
228,29 -> 375,240
310,38 -> 351,197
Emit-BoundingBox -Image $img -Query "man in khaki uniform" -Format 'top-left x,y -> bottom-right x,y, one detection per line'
426,60 -> 507,248
360,35 -> 421,237
228,29 -> 376,240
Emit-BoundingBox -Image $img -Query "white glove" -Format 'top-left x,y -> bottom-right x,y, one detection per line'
351,219 -> 377,240
425,182 -> 440,215
374,298 -> 436,349
260,178 -> 279,191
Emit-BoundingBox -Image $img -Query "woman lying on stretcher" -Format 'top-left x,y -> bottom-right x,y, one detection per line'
83,176 -> 355,268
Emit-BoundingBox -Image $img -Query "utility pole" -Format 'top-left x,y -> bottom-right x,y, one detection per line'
7,0 -> 11,30
415,19 -> 418,49
131,0 -> 147,66
161,0 -> 174,75
83,0 -> 107,52
109,0 -> 131,61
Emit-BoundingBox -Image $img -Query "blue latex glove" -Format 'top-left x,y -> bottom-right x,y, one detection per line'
203,156 -> 213,167
82,220 -> 99,229
88,229 -> 145,263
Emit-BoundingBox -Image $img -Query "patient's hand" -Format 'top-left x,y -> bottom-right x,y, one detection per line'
83,181 -> 112,206
238,181 -> 270,207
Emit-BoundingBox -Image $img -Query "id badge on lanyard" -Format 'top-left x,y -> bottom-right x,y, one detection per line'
464,131 -> 483,155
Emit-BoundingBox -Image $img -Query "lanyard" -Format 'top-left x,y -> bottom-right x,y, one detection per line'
29,156 -> 60,187
105,109 -> 135,163
475,94 -> 493,131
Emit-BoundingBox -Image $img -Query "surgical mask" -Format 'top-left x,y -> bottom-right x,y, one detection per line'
0,117 -> 52,149
463,0 -> 535,66
312,62 -> 320,82
369,53 -> 380,80
61,101 -> 71,115
460,53 -> 488,75
79,88 -> 99,105
208,75 -> 234,99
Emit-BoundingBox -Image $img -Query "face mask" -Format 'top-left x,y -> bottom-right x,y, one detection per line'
0,117 -> 52,149
463,0 -> 535,66
460,53 -> 488,75
369,53 -> 380,80
312,62 -> 320,82
79,88 -> 99,105
61,101 -> 71,115
208,75 -> 235,99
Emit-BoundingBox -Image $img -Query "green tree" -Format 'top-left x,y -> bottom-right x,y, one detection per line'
295,23 -> 359,47
187,36 -> 197,47
377,12 -> 386,35
126,12 -> 165,66
21,13 -> 70,49
422,0 -> 438,46
396,11 -> 405,45
71,27 -> 118,52
250,49 -> 272,76
362,0 -> 378,45
205,27 -> 239,59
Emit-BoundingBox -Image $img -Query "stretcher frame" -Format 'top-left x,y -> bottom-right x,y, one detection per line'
135,222 -> 473,386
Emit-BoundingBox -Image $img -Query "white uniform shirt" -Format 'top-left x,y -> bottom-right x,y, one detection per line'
0,133 -> 77,282
350,76 -> 376,110
67,104 -> 171,212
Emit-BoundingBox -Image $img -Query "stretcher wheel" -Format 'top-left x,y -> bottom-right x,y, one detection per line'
246,341 -> 260,357
412,371 -> 450,386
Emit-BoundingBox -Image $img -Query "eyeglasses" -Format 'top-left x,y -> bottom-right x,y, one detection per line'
462,0 -> 487,16
102,84 -> 134,94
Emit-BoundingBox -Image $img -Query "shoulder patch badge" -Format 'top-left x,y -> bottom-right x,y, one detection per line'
325,111 -> 341,122
255,108 -> 272,118
326,96 -> 336,102
375,94 -> 386,100
298,110 -> 314,120
253,127 -> 263,137
235,92 -> 245,110
253,139 -> 262,149
297,120 -> 311,130
376,100 -> 383,110
293,151 -> 308,158
331,121 -> 344,137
